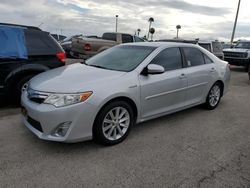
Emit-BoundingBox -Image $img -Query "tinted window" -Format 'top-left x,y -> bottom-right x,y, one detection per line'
150,48 -> 183,71
203,54 -> 213,64
122,34 -> 133,43
102,33 -> 116,41
135,36 -> 144,42
183,47 -> 205,67
198,43 -> 212,52
86,46 -> 156,72
25,30 -> 61,55
234,42 -> 250,49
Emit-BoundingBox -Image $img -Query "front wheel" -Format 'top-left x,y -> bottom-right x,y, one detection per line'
93,101 -> 134,145
204,83 -> 222,110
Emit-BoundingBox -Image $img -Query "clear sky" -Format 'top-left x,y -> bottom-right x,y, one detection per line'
0,0 -> 249,41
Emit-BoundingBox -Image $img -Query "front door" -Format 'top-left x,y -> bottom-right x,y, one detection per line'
139,47 -> 188,119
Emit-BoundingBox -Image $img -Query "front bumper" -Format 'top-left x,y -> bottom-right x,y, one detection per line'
21,91 -> 98,143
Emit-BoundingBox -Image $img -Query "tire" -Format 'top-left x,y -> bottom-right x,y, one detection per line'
244,64 -> 249,72
12,75 -> 35,103
93,101 -> 135,145
204,82 -> 222,110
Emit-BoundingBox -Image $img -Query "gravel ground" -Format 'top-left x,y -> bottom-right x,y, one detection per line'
0,65 -> 250,188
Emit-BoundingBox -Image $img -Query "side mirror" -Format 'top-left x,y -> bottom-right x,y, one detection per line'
142,64 -> 165,75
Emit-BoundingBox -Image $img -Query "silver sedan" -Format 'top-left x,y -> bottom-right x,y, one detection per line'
21,42 -> 230,145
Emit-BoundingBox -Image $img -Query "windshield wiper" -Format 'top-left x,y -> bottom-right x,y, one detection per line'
88,64 -> 108,69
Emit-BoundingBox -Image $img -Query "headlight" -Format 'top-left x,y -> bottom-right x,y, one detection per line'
44,91 -> 92,107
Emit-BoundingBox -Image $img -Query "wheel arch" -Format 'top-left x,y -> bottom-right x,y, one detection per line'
214,80 -> 224,96
96,96 -> 138,121
92,96 -> 139,133
5,64 -> 49,92
5,64 -> 49,83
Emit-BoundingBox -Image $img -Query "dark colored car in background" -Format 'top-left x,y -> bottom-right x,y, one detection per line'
223,41 -> 250,72
0,23 -> 66,102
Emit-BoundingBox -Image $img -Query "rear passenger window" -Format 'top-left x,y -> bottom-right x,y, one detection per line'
122,34 -> 133,43
203,54 -> 213,64
102,33 -> 116,41
25,30 -> 59,55
183,47 -> 205,67
150,48 -> 183,71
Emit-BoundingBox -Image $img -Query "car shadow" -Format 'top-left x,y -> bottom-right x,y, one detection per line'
230,66 -> 246,72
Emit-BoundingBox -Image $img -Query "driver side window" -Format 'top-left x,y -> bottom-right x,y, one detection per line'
150,47 -> 183,71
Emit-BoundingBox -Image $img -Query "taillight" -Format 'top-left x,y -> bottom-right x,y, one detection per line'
56,52 -> 66,63
84,43 -> 92,51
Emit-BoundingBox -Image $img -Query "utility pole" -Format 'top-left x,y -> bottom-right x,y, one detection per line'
231,0 -> 241,43
115,15 -> 118,33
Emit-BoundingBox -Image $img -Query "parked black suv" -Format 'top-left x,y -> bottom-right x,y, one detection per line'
0,23 -> 65,102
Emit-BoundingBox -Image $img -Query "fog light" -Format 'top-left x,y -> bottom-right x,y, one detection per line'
53,121 -> 72,137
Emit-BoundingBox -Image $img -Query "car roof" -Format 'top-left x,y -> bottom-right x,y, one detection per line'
123,42 -> 199,48
0,23 -> 41,31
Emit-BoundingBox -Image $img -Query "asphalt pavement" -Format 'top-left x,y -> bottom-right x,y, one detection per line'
0,65 -> 250,188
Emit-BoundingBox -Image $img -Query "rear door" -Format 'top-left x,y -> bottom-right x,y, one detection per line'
139,47 -> 188,118
182,47 -> 215,105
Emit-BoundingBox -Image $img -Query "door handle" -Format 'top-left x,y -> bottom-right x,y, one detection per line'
179,73 -> 186,79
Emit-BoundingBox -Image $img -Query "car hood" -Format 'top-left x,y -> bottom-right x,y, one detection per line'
223,48 -> 249,53
29,63 -> 126,93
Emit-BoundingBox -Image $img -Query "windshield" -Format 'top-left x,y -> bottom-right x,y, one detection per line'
85,45 -> 156,72
234,42 -> 250,49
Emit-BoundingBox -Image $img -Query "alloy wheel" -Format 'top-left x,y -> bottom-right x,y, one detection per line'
102,107 -> 130,141
208,85 -> 221,107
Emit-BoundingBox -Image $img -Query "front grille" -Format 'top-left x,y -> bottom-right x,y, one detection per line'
27,88 -> 48,104
224,52 -> 247,58
27,116 -> 43,132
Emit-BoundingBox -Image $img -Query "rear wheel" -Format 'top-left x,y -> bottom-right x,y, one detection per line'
204,82 -> 222,110
93,101 -> 134,145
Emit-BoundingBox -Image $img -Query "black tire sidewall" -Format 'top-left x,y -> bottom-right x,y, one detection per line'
93,101 -> 134,145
